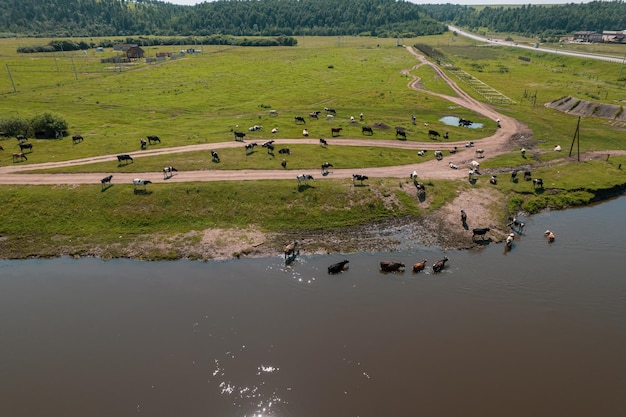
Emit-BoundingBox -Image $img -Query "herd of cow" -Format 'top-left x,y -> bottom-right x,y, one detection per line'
323,256 -> 450,275
4,117 -> 548,240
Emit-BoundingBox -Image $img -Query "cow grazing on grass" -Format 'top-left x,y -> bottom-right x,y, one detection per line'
19,142 -> 33,152
12,152 -> 27,162
297,174 -> 314,187
294,116 -> 306,124
352,174 -> 368,185
362,126 -> 373,135
133,178 -> 152,192
117,154 -> 133,164
233,131 -> 246,141
533,178 -> 544,188
101,175 -> 113,189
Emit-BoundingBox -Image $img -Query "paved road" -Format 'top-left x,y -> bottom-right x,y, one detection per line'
449,25 -> 626,64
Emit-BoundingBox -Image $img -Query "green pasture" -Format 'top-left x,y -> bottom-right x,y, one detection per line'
485,155 -> 626,214
0,177 -> 462,258
0,35 -> 494,164
1,35 -> 626,258
28,145 -> 435,174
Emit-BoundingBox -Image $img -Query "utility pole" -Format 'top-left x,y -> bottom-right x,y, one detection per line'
6,64 -> 16,92
569,116 -> 581,162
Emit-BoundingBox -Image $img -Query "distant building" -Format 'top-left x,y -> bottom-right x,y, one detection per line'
126,46 -> 145,59
602,30 -> 626,43
572,31 -> 602,43
113,43 -> 138,52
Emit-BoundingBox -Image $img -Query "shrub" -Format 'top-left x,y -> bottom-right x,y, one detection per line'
30,112 -> 68,139
0,116 -> 30,136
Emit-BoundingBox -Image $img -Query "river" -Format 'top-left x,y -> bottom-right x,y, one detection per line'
1,196 -> 625,417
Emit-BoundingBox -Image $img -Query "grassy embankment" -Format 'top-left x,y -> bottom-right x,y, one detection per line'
0,35 -> 625,258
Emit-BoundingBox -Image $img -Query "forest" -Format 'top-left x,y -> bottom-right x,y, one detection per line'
0,0 -> 446,38
1,0 -> 625,42
421,1 -> 626,41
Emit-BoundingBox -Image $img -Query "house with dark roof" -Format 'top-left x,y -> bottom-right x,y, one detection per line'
126,46 -> 145,59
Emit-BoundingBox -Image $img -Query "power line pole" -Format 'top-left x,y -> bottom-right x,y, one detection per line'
568,116 -> 581,162
6,64 -> 16,92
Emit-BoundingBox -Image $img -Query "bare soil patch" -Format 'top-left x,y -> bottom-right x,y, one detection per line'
546,96 -> 626,121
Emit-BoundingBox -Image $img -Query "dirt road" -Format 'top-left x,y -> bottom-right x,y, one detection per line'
0,47 -> 527,186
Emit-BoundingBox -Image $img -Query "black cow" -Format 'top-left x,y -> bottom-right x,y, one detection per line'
533,178 -> 544,188
472,227 -> 490,240
524,170 -> 532,181
362,126 -> 373,135
278,148 -> 290,155
19,143 -> 33,152
328,260 -> 349,274
294,116 -> 306,124
234,131 -> 246,141
319,138 -> 328,147
72,135 -> 84,144
428,129 -> 441,139
117,154 -> 133,164
147,135 -> 161,144
101,175 -> 113,189
396,127 -> 406,139
16,134 -> 27,142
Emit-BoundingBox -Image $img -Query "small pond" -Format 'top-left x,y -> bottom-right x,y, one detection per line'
439,115 -> 484,128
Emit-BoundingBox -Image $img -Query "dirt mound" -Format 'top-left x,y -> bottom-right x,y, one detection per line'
372,122 -> 391,130
546,96 -> 626,121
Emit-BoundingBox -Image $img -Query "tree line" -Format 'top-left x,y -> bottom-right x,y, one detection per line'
421,1 -> 626,42
0,0 -> 446,38
17,35 -> 298,53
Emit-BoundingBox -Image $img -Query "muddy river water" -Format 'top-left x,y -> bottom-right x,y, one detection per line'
1,196 -> 625,417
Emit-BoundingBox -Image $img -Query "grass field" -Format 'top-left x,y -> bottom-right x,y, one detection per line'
1,34 -> 625,258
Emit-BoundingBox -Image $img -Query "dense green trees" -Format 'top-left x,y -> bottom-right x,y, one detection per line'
422,1 -> 626,40
0,0 -> 446,38
0,113 -> 68,139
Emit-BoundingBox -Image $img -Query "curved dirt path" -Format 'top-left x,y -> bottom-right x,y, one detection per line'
0,47 -> 527,186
